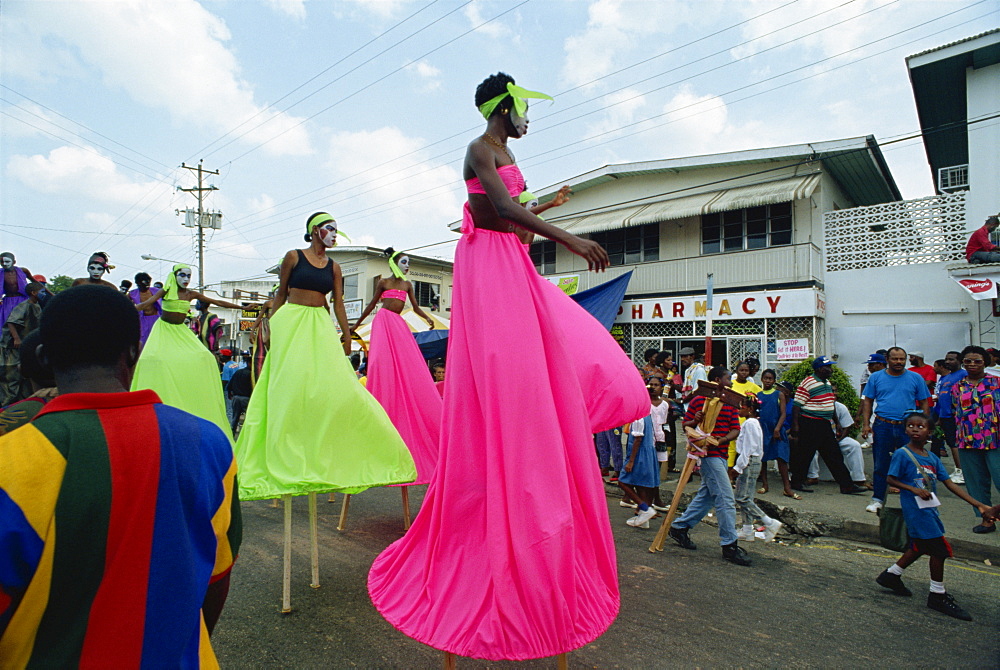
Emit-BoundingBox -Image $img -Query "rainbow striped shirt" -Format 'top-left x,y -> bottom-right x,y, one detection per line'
793,374 -> 836,421
0,390 -> 241,668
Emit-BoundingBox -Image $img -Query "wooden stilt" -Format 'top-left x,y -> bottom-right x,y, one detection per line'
556,652 -> 568,670
308,493 -> 320,589
401,486 -> 411,530
337,493 -> 351,531
328,492 -> 336,503
442,651 -> 457,670
281,495 -> 292,613
270,498 -> 280,508
649,455 -> 697,553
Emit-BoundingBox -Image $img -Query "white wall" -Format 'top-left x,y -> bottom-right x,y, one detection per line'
967,62 -> 1000,229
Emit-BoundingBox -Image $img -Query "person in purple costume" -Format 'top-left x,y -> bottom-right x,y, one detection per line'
128,272 -> 162,345
1,252 -> 34,328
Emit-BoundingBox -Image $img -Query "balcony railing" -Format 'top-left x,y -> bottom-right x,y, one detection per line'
823,192 -> 967,272
546,242 -> 823,294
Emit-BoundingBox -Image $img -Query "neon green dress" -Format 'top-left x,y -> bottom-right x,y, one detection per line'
234,303 -> 416,501
130,299 -> 232,442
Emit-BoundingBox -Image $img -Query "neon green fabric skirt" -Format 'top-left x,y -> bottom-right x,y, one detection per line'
234,303 -> 416,500
131,318 -> 232,441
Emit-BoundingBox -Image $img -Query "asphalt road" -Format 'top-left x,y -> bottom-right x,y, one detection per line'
213,487 -> 1000,668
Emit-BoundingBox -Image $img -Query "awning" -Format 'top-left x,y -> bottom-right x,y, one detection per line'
953,275 -> 1000,300
547,173 -> 822,234
352,308 -> 450,348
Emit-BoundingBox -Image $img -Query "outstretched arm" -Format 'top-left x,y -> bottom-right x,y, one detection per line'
467,142 -> 609,271
188,291 -> 246,311
136,288 -> 166,310
352,279 -> 384,332
529,185 -> 571,217
407,284 -> 434,329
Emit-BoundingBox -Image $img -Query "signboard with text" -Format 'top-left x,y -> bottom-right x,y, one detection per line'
345,299 -> 364,321
776,338 -> 809,360
239,306 -> 261,332
546,274 -> 580,295
615,288 -> 822,323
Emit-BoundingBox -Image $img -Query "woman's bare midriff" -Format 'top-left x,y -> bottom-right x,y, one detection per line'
380,297 -> 405,313
162,312 -> 187,325
288,287 -> 329,307
467,193 -> 515,232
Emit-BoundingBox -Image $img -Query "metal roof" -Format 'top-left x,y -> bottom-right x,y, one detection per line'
906,28 -> 1000,62
537,135 -> 900,207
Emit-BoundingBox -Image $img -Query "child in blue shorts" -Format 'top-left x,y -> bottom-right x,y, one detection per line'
875,411 -> 990,620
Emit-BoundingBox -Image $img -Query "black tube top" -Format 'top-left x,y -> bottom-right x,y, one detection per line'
288,250 -> 334,294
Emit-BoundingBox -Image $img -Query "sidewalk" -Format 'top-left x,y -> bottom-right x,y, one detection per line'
610,448 -> 999,563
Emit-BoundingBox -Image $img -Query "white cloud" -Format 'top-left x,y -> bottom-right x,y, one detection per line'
13,0 -> 311,156
0,102 -> 64,140
263,0 -> 307,20
6,145 -> 175,206
464,0 -> 512,39
337,0 -> 415,20
406,59 -> 442,90
324,127 -> 462,246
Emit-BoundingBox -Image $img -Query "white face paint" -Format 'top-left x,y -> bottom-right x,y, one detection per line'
318,223 -> 337,248
398,256 -> 410,275
176,269 -> 192,288
88,263 -> 106,279
1,256 -> 13,270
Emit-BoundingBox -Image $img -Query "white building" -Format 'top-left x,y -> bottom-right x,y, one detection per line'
529,136 -> 900,373
822,29 -> 1000,384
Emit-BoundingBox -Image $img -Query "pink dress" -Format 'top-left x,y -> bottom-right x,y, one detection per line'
368,164 -> 648,660
366,291 -> 441,485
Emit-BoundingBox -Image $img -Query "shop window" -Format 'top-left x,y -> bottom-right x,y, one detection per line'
701,202 -> 792,254
529,240 -> 557,274
590,224 -> 659,266
343,273 -> 359,300
414,281 -> 440,310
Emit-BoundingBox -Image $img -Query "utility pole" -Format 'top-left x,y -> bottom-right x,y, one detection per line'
179,160 -> 219,289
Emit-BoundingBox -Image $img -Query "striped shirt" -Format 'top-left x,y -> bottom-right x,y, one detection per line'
794,374 -> 836,420
0,390 -> 241,668
684,395 -> 741,459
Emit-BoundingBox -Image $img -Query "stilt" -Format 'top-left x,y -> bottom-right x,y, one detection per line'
650,455 -> 697,553
281,494 -> 292,613
337,493 -> 352,531
442,651 -> 457,670
328,492 -> 336,503
308,492 -> 320,589
270,498 -> 280,508
401,486 -> 411,530
556,652 -> 568,670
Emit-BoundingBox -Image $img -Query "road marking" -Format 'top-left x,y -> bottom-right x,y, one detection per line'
804,543 -> 1000,577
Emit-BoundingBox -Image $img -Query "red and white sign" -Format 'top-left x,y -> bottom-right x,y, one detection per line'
615,288 -> 821,323
953,276 -> 999,300
776,338 -> 810,360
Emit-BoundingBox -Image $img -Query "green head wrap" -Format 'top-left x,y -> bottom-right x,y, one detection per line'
519,190 -> 543,220
479,83 -> 553,120
385,248 -> 406,280
163,263 -> 191,301
306,213 -> 351,243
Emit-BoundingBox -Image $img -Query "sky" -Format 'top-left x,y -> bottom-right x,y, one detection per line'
2,0 -> 997,289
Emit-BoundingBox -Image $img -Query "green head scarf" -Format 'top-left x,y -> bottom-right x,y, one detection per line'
306,213 -> 351,243
479,83 -> 553,120
163,263 -> 191,301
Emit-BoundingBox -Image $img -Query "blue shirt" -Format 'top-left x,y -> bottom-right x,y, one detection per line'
887,447 -> 949,539
862,369 -> 930,420
934,369 -> 967,418
220,360 -> 245,382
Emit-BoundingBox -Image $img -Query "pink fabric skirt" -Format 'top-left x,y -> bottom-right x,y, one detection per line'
366,308 -> 441,486
368,228 -> 647,660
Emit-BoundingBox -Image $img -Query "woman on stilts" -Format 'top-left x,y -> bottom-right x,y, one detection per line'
131,263 -> 246,439
353,248 -> 440,486
368,72 -> 648,663
234,213 -> 416,501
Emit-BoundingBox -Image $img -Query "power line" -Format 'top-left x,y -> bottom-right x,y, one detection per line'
193,0 -> 449,160
221,0 -> 530,165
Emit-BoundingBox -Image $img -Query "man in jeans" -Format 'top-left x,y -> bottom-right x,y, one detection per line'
790,356 -> 868,495
668,366 -> 749,566
861,346 -> 931,513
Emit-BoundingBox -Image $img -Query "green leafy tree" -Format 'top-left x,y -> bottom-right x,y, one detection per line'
779,359 -> 861,434
47,275 -> 74,294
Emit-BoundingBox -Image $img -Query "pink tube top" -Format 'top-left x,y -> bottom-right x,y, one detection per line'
462,164 -> 526,235
381,289 -> 407,302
